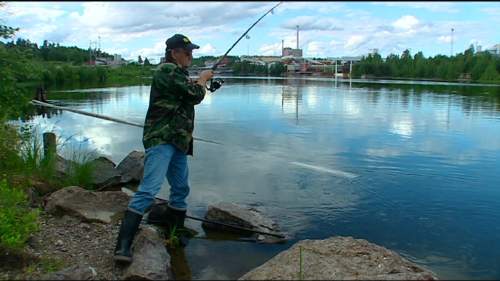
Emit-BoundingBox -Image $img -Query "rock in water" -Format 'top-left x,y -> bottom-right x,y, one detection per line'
203,202 -> 287,243
239,236 -> 438,280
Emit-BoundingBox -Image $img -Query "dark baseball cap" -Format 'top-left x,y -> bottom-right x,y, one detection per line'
165,34 -> 200,51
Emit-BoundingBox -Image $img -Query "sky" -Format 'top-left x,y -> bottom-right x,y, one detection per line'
1,1 -> 500,63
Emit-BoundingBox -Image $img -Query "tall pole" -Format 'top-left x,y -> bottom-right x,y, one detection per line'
296,25 -> 299,49
451,28 -> 454,57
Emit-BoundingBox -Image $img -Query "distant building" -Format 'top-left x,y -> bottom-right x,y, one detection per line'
282,47 -> 303,58
486,44 -> 500,56
93,54 -> 125,66
204,57 -> 231,68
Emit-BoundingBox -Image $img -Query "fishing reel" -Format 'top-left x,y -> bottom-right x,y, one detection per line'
207,78 -> 224,92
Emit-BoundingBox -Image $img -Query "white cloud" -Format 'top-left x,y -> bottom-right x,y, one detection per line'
130,41 -> 165,60
197,43 -> 217,55
306,41 -> 327,56
438,35 -> 452,44
72,2 -> 275,34
345,35 -> 368,50
392,15 -> 420,30
259,43 -> 282,56
6,2 -> 66,22
281,16 -> 343,31
277,2 -> 344,15
374,2 -> 459,13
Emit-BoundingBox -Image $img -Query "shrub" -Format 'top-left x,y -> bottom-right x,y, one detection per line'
0,179 -> 39,251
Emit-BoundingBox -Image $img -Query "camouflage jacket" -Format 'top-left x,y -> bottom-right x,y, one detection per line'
142,63 -> 206,155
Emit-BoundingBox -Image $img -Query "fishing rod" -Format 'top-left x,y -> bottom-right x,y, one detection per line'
207,1 -> 283,92
30,99 -> 222,146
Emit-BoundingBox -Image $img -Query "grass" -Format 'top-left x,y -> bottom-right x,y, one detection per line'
165,225 -> 180,249
0,178 -> 40,251
21,256 -> 65,277
12,122 -> 98,190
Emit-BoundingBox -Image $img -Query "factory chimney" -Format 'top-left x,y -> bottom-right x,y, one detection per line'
296,25 -> 299,49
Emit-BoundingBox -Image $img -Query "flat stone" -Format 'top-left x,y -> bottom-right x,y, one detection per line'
202,202 -> 287,243
239,236 -> 438,280
44,186 -> 129,223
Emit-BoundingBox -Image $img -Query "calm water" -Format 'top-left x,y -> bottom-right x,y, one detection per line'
25,77 -> 500,280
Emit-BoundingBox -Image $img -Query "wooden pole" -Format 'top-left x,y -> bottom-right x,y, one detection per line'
43,132 -> 56,160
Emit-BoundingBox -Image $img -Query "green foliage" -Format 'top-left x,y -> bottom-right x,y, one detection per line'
165,225 -> 180,249
0,179 -> 39,250
352,49 -> 500,83
269,62 -> 286,76
58,140 -> 98,189
0,25 -> 19,39
0,122 -> 97,190
232,61 -> 269,75
0,123 -> 23,173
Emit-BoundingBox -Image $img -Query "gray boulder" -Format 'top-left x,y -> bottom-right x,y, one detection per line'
203,202 -> 287,243
239,236 -> 438,280
90,156 -> 122,189
123,225 -> 172,280
116,150 -> 145,184
44,186 -> 129,223
41,264 -> 97,280
55,154 -> 75,179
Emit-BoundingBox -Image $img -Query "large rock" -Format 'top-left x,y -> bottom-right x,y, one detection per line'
239,236 -> 438,280
44,186 -> 129,223
116,150 -> 145,184
203,202 -> 287,243
55,154 -> 76,179
123,225 -> 172,280
41,264 -> 97,280
90,156 -> 122,189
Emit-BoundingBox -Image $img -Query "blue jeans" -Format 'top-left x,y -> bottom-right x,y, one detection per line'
128,144 -> 190,215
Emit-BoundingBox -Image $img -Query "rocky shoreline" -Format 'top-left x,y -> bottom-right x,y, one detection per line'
0,151 -> 439,280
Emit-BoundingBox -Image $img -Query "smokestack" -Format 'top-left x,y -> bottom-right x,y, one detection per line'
296,25 -> 299,49
282,40 -> 284,57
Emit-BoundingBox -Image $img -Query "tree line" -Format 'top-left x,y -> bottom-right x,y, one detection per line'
352,47 -> 500,83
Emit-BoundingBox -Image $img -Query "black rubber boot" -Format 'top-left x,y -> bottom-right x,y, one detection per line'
167,206 -> 191,247
147,202 -> 196,247
146,201 -> 172,228
114,210 -> 143,263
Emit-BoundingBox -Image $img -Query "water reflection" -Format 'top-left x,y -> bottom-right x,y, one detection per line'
281,82 -> 302,123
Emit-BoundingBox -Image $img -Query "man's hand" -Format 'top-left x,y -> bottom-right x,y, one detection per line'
197,70 -> 214,87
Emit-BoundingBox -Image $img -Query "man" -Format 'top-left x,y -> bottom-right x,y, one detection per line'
114,34 -> 214,263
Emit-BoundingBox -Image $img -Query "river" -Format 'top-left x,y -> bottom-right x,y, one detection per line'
24,77 -> 500,279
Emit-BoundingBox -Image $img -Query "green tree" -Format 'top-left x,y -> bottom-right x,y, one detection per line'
479,61 -> 500,82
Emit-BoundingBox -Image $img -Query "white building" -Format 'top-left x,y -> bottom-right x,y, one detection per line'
486,44 -> 500,56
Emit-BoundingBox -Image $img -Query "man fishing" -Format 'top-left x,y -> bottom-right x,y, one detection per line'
114,34 -> 214,263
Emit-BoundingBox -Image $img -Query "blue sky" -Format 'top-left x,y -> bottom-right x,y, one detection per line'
1,1 -> 499,63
